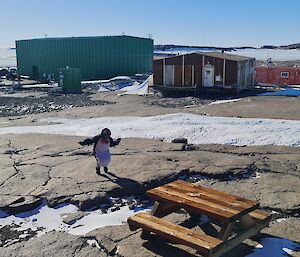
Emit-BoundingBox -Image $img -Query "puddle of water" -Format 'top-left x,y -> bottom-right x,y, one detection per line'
245,237 -> 300,257
259,88 -> 300,96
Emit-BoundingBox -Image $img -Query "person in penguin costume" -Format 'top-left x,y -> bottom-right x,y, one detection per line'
79,128 -> 121,175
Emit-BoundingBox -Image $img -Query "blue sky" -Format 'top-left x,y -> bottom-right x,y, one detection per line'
1,0 -> 299,47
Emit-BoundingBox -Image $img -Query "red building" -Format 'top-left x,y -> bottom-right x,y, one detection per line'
256,67 -> 300,85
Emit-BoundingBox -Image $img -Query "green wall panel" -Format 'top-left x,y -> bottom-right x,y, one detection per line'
16,36 -> 153,81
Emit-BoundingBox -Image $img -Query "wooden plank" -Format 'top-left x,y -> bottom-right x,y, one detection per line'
172,180 -> 257,206
152,186 -> 240,215
200,222 -> 220,238
147,186 -> 257,222
240,214 -> 256,230
184,65 -> 193,86
164,182 -> 258,212
167,180 -> 257,208
151,201 -> 179,218
128,213 -> 223,256
249,209 -> 272,223
218,222 -> 235,241
174,65 -> 182,86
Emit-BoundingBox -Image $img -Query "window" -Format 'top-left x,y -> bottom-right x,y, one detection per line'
281,72 -> 289,78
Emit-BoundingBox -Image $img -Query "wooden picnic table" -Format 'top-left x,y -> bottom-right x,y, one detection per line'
128,180 -> 271,257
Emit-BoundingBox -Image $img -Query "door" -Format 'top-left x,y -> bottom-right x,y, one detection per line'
164,65 -> 174,86
32,66 -> 39,80
184,65 -> 193,86
202,65 -> 214,87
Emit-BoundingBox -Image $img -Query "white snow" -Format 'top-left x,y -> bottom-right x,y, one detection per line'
0,113 -> 299,147
1,204 -> 299,257
209,99 -> 242,105
233,49 -> 300,61
0,201 -> 150,238
21,83 -> 58,89
119,77 -> 149,95
69,207 -> 139,235
155,48 -> 300,61
81,76 -> 150,95
276,218 -> 287,223
0,47 -> 16,67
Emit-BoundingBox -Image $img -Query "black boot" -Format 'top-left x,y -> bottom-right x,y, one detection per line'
104,167 -> 108,173
96,165 -> 100,175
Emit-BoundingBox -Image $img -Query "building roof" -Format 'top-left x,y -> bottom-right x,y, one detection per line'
16,35 -> 152,43
155,51 -> 254,62
199,51 -> 254,61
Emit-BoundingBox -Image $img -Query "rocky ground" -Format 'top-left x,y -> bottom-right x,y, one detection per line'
0,90 -> 299,257
0,91 -> 114,117
144,95 -> 213,108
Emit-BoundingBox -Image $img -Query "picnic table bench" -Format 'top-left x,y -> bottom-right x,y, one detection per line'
128,180 -> 271,257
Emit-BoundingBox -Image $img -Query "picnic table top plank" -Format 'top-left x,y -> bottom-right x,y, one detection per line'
164,181 -> 258,212
150,186 -> 242,215
147,187 -> 238,222
173,180 -> 257,206
147,180 -> 259,222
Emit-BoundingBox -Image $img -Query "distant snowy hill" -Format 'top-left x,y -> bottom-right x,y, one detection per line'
154,44 -> 300,61
0,47 -> 16,67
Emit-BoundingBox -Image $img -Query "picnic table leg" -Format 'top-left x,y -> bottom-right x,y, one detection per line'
151,201 -> 178,217
240,214 -> 256,230
141,202 -> 161,239
200,222 -> 220,238
151,201 -> 162,215
239,214 -> 263,239
218,221 -> 235,241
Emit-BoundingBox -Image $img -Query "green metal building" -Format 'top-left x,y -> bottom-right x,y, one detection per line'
16,35 -> 153,81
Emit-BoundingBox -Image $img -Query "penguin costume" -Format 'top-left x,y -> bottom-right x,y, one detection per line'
79,128 -> 121,175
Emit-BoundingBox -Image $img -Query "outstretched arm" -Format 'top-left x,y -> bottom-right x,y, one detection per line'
79,135 -> 101,146
110,137 -> 121,147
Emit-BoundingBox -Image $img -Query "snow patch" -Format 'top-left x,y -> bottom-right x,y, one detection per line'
0,113 -> 299,147
209,99 -> 242,105
0,201 -> 150,244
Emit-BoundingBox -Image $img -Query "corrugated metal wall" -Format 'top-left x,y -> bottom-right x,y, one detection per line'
16,36 -> 153,81
256,67 -> 300,85
237,60 -> 255,89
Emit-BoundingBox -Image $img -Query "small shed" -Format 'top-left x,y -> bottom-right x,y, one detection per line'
256,66 -> 300,86
153,52 -> 255,93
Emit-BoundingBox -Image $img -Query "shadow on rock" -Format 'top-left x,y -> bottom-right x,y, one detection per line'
142,233 -> 300,257
101,172 -> 145,196
142,236 -> 198,257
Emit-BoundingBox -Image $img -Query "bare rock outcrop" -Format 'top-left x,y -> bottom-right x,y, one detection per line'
0,231 -> 108,257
